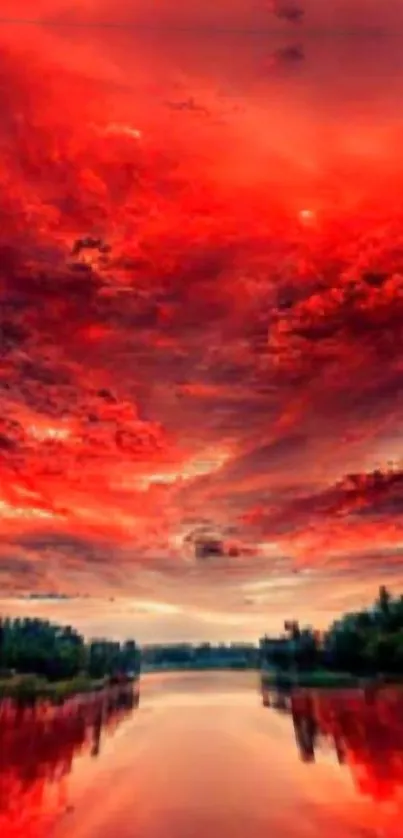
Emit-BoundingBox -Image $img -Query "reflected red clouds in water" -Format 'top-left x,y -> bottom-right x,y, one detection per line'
265,683 -> 403,833
0,685 -> 136,838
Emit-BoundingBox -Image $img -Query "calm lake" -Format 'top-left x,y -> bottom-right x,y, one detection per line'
1,671 -> 401,838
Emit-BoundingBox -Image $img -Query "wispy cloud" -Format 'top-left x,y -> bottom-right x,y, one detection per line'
0,3 -> 402,629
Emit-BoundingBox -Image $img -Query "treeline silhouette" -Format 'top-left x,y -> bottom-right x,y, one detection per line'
0,617 -> 141,685
142,642 -> 259,670
260,586 -> 403,677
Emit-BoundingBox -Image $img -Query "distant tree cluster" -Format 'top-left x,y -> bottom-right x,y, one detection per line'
142,642 -> 259,670
260,587 -> 403,676
0,617 -> 141,682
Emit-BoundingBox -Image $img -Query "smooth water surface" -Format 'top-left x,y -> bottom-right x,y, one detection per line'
2,672 -> 403,837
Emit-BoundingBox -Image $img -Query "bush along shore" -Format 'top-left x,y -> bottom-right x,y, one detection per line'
0,616 -> 141,705
259,586 -> 403,689
259,669 -> 401,691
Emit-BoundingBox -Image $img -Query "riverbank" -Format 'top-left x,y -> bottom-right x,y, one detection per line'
260,668 -> 403,689
142,663 -> 257,674
0,673 -> 138,704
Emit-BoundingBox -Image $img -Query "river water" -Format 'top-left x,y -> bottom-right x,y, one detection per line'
1,672 -> 402,838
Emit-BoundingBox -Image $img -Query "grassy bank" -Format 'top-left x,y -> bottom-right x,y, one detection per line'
260,668 -> 403,689
0,673 -> 116,705
142,663 -> 257,673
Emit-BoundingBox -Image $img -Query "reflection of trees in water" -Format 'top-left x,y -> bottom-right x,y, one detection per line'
0,683 -> 137,837
263,683 -> 403,802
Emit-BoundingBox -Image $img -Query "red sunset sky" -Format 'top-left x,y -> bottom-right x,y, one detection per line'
1,2 -> 403,640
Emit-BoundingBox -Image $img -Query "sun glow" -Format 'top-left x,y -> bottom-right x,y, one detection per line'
298,208 -> 317,225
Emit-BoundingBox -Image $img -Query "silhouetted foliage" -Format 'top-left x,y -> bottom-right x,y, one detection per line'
142,642 -> 259,670
324,587 -> 403,676
0,617 -> 141,683
261,587 -> 403,677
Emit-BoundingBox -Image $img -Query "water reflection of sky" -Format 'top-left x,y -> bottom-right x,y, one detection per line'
0,686 -> 136,838
263,681 -> 403,836
3,673 -> 403,837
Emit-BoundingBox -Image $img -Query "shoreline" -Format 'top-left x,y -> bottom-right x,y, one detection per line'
0,673 -> 139,705
260,668 -> 403,689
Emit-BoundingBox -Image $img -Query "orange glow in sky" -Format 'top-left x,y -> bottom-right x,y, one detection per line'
0,3 -> 403,634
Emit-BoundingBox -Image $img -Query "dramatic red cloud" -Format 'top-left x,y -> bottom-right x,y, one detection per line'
0,3 -> 403,615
